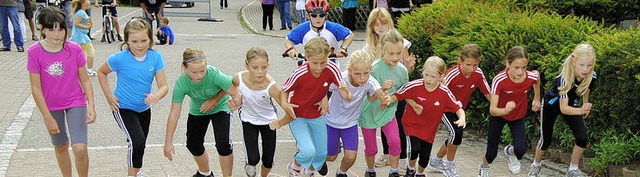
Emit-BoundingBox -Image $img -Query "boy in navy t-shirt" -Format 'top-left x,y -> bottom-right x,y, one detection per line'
155,17 -> 174,45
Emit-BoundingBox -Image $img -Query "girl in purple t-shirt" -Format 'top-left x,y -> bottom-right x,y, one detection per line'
27,7 -> 96,177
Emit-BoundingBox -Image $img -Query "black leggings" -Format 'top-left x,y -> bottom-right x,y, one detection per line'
382,100 -> 407,159
485,116 -> 526,164
538,99 -> 587,150
186,112 -> 233,156
242,122 -> 277,168
442,112 -> 464,146
113,109 -> 151,168
261,4 -> 274,30
407,136 -> 433,168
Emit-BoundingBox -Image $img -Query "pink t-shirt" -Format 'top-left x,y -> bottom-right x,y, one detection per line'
27,41 -> 88,111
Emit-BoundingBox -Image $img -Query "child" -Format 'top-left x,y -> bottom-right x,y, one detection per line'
359,29 -> 409,177
154,17 -> 174,45
96,18 -> 169,177
233,47 -> 289,177
27,6 -> 96,177
341,0 -> 358,30
272,37 -> 351,176
363,9 -> 416,171
386,56 -> 466,177
325,50 -> 391,177
260,0 -> 275,30
163,48 -> 242,177
479,46 -> 541,177
95,0 -> 123,42
69,0 -> 96,76
529,43 -> 596,177
427,44 -> 491,177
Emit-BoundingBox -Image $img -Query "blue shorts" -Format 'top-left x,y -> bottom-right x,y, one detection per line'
326,124 -> 359,156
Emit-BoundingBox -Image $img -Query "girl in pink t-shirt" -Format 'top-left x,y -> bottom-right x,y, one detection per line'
27,7 -> 96,177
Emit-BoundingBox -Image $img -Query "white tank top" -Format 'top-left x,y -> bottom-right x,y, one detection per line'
238,71 -> 278,125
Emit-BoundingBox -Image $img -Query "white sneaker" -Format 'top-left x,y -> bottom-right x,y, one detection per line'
428,157 -> 446,172
87,70 -> 97,76
375,154 -> 390,167
245,164 -> 256,177
398,159 -> 408,175
478,164 -> 491,177
504,145 -> 521,174
528,163 -> 542,177
288,162 -> 303,177
136,171 -> 149,177
566,169 -> 587,177
443,161 -> 461,177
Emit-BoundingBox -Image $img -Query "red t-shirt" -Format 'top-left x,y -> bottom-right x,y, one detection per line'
444,65 -> 491,109
491,69 -> 538,121
395,79 -> 462,143
282,62 -> 342,119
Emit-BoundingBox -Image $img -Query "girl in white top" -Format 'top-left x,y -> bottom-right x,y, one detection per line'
295,0 -> 306,24
324,50 -> 391,176
234,47 -> 288,177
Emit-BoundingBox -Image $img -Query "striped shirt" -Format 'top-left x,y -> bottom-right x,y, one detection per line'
491,69 -> 538,121
444,65 -> 491,109
395,80 -> 462,143
282,61 -> 343,119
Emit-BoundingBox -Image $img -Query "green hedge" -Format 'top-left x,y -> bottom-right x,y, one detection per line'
397,1 -> 640,171
511,0 -> 640,26
398,0 -> 613,131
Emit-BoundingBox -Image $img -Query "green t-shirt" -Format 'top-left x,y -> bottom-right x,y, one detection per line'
172,65 -> 233,116
359,59 -> 409,128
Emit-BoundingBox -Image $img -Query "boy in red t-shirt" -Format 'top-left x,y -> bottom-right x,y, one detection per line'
271,37 -> 351,176
386,56 -> 466,177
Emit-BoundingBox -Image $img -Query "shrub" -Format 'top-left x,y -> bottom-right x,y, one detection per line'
396,1 -> 640,166
588,129 -> 640,175
397,0 -> 614,135
511,0 -> 640,26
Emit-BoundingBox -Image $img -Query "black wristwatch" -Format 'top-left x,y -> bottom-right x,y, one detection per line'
340,45 -> 348,51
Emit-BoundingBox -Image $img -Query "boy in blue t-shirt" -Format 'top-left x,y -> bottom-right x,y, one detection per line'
155,17 -> 174,45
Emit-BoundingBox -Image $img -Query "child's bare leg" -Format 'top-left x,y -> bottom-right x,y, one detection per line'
260,165 -> 271,177
219,153 -> 233,176
340,150 -> 357,172
71,143 -> 89,177
54,143 -> 72,177
86,55 -> 94,70
127,167 -> 140,176
193,149 -> 211,173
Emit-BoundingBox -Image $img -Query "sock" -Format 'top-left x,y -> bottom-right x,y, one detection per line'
337,169 -> 346,174
506,145 -> 513,156
447,160 -> 456,166
481,163 -> 489,168
416,172 -> 424,175
290,162 -> 302,170
366,168 -> 376,173
87,68 -> 93,72
390,168 -> 398,173
199,170 -> 211,175
407,165 -> 415,170
569,163 -> 579,171
533,161 -> 542,166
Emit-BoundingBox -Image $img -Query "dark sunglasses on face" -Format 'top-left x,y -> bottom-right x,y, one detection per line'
310,13 -> 327,18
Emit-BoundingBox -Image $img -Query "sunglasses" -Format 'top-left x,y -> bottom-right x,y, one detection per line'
310,13 -> 327,18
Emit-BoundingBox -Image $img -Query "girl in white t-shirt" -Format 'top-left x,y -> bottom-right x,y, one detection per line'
295,0 -> 306,24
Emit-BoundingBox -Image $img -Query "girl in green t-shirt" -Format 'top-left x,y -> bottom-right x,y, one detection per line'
163,48 -> 242,177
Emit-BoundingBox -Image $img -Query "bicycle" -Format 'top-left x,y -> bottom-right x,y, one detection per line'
282,47 -> 347,67
99,4 -> 116,43
33,0 -> 62,31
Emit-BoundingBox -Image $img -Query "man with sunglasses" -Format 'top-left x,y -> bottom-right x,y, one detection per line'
284,0 -> 354,59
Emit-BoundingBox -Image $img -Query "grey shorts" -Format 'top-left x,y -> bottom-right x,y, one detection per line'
49,106 -> 88,145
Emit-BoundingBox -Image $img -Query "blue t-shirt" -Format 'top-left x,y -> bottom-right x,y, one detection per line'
107,49 -> 166,112
159,26 -> 174,44
286,21 -> 351,50
69,10 -> 91,44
